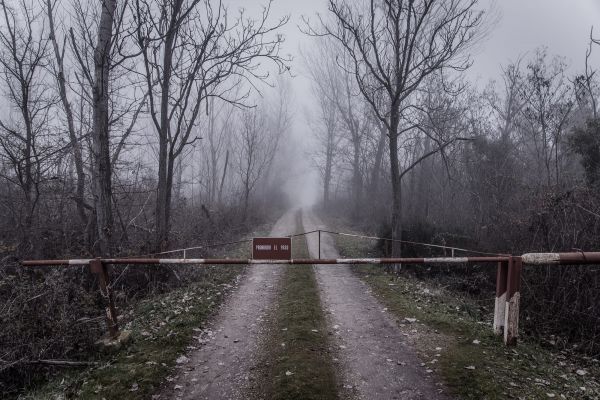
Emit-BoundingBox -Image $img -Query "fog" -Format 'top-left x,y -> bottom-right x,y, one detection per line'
227,0 -> 600,209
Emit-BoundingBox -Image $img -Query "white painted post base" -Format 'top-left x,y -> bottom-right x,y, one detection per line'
493,261 -> 508,336
503,256 -> 522,346
504,292 -> 520,345
493,292 -> 506,335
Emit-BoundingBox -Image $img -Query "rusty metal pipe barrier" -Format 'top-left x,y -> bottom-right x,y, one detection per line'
521,252 -> 600,265
23,255 -> 510,342
22,256 -> 510,266
21,251 -> 600,345
27,252 -> 600,345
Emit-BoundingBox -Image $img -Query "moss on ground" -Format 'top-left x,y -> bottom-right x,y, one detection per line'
333,230 -> 600,400
256,211 -> 339,400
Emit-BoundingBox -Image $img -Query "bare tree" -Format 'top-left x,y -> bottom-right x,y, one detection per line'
89,0 -> 118,256
65,0 -> 146,252
235,107 -> 280,221
258,76 -> 292,206
519,49 -> 574,187
204,98 -> 234,206
307,88 -> 341,207
45,0 -> 89,230
133,0 -> 289,250
486,60 -> 528,142
573,28 -> 599,121
307,0 -> 486,256
0,0 -> 51,251
368,114 -> 388,198
335,65 -> 367,217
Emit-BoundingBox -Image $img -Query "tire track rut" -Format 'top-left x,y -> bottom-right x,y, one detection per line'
158,210 -> 297,400
302,208 -> 450,400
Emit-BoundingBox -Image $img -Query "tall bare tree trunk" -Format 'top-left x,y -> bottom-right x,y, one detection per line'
389,110 -> 402,260
218,149 -> 229,205
369,122 -> 387,196
19,72 -> 35,248
91,0 -> 116,256
47,0 -> 88,231
155,2 -> 180,252
323,146 -> 333,207
352,134 -> 362,217
208,99 -> 218,205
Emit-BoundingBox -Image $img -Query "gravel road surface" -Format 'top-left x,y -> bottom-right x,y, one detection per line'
302,208 -> 449,400
158,209 -> 297,400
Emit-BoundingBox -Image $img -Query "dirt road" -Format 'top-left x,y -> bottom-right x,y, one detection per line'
159,209 -> 298,400
302,208 -> 449,400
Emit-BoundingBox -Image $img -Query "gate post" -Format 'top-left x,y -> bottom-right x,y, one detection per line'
493,260 -> 508,335
90,258 -> 119,338
504,256 -> 522,346
318,230 -> 321,260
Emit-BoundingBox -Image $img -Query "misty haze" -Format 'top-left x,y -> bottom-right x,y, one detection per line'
1,0 -> 600,399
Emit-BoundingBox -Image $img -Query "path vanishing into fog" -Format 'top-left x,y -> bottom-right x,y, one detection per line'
159,209 -> 297,399
302,208 -> 448,400
159,208 -> 448,399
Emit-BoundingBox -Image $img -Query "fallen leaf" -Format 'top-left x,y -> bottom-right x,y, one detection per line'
176,355 -> 189,364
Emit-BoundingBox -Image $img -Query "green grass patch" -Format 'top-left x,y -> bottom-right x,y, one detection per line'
257,211 -> 339,400
332,230 -> 600,400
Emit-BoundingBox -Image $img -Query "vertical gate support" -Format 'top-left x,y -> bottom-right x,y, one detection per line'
90,258 -> 119,338
493,260 -> 508,335
318,230 -> 321,260
504,256 -> 522,346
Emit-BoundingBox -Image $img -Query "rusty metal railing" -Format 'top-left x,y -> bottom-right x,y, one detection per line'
22,256 -> 509,266
20,251 -> 600,347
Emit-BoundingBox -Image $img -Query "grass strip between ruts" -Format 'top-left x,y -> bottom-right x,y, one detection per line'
256,210 -> 339,400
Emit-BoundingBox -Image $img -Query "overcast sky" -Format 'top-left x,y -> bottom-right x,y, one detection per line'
258,0 -> 600,93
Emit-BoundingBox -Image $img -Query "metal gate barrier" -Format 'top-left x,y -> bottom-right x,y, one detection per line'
22,246 -> 600,347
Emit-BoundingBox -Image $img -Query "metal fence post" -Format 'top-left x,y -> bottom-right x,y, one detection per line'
504,256 -> 522,346
90,258 -> 119,338
493,260 -> 509,335
318,230 -> 321,260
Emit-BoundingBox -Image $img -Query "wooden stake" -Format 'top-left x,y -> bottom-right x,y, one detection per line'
90,258 -> 119,338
